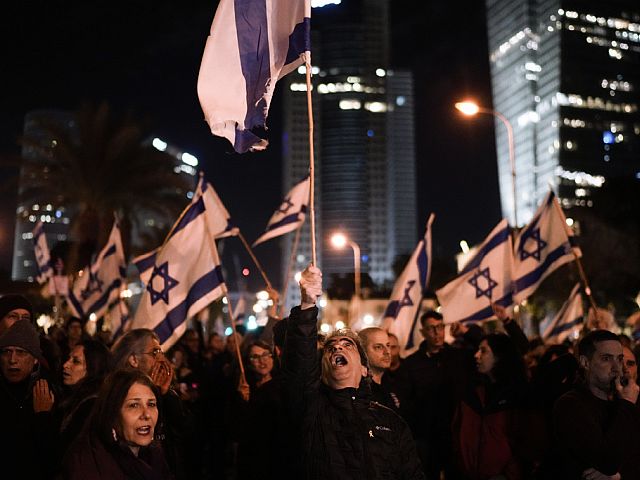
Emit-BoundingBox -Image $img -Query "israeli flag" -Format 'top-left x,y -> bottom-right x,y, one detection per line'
382,214 -> 434,358
32,221 -> 53,284
436,219 -> 514,324
133,176 -> 237,284
108,297 -> 130,341
542,284 -> 584,343
132,195 -> 226,350
198,0 -> 311,153
68,222 -> 127,320
253,176 -> 310,246
513,191 -> 580,303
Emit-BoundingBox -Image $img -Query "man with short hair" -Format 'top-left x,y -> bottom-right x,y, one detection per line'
359,327 -> 401,411
395,310 -> 476,480
552,329 -> 640,479
0,320 -> 56,477
284,266 -> 424,479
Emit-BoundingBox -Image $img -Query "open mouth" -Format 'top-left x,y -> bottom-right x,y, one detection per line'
333,354 -> 348,367
136,426 -> 152,436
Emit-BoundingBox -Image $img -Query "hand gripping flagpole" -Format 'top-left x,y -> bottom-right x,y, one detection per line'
550,197 -> 598,314
305,59 -> 317,266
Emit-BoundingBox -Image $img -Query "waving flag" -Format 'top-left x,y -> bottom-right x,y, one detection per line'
134,176 -> 237,284
253,176 -> 310,246
68,222 -> 126,320
108,297 -> 130,341
132,195 -> 226,350
436,219 -> 514,324
198,0 -> 311,153
382,215 -> 434,358
32,221 -> 53,284
513,191 -> 580,303
542,284 -> 584,343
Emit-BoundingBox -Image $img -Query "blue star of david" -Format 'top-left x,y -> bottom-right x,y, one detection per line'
519,227 -> 547,261
147,262 -> 179,306
468,267 -> 498,299
81,271 -> 103,300
399,280 -> 416,308
277,197 -> 294,214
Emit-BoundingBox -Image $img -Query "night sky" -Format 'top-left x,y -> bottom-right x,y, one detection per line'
1,0 -> 501,290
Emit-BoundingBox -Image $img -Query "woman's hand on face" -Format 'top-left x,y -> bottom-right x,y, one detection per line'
150,358 -> 173,395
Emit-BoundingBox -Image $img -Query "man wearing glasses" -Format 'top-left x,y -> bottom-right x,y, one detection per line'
0,294 -> 33,336
284,265 -> 424,479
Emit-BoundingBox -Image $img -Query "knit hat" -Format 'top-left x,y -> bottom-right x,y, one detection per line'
0,294 -> 33,321
0,320 -> 42,360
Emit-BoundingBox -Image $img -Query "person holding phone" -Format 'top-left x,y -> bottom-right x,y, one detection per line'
552,330 -> 640,479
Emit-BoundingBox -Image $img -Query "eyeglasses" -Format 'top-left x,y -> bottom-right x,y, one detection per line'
249,352 -> 273,362
423,324 -> 445,333
0,348 -> 31,359
4,312 -> 31,322
139,348 -> 164,358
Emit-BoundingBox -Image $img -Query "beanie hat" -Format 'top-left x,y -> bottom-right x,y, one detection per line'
0,320 -> 42,360
0,294 -> 33,321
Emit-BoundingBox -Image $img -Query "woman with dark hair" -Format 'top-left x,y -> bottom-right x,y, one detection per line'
57,339 -> 112,459
451,332 -> 532,480
63,369 -> 173,479
232,340 -> 283,480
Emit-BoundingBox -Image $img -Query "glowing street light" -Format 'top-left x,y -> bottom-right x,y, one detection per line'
330,232 -> 361,325
455,100 -> 519,226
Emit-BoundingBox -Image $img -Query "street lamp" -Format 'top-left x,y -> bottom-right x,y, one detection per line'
330,232 -> 361,321
455,100 -> 518,227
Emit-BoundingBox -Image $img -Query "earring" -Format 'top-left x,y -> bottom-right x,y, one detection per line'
112,428 -> 118,442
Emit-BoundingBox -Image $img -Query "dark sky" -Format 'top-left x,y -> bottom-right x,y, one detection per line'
1,0 -> 501,289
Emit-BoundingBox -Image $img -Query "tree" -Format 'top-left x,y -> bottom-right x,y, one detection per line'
17,102 -> 191,272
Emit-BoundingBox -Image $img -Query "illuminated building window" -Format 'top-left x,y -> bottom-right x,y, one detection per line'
339,99 -> 361,110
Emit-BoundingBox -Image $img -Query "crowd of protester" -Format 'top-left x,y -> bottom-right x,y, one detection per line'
1,269 -> 639,479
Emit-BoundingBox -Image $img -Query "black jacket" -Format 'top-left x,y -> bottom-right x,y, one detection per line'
283,306 -> 425,480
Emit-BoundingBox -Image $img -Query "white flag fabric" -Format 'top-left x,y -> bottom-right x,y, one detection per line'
542,283 -> 584,343
197,0 -> 311,153
134,176 -> 237,284
382,214 -> 434,358
513,191 -> 580,303
32,221 -> 53,284
253,176 -> 310,246
436,219 -> 514,324
68,222 -> 126,320
108,297 -> 130,341
132,195 -> 226,350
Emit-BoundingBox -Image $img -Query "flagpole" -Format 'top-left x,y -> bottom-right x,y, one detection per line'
304,60 -> 317,266
237,230 -> 273,290
279,225 -> 302,318
550,197 -> 598,313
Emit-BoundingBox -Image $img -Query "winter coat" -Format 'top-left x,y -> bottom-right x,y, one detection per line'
283,306 -> 425,480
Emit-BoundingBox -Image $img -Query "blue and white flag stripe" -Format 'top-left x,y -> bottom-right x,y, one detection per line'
198,0 -> 311,153
383,214 -> 434,358
68,222 -> 127,320
543,283 -> 584,343
132,191 -> 226,350
513,190 -> 580,303
253,176 -> 310,246
32,221 -> 53,284
436,219 -> 514,324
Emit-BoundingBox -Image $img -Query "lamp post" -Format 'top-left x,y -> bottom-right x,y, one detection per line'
455,100 -> 518,227
330,232 -> 361,324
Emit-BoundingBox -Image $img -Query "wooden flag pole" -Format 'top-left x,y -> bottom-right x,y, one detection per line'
305,60 -> 317,266
550,196 -> 598,313
237,230 -> 273,290
279,225 -> 302,318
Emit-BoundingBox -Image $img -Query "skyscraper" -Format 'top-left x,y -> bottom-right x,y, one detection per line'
281,0 -> 417,309
485,0 -> 640,225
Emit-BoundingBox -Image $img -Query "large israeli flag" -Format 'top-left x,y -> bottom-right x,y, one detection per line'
68,222 -> 127,320
513,191 -> 580,303
198,0 -> 311,153
436,219 -> 514,324
32,221 -> 53,284
134,176 -> 237,284
382,215 -> 434,358
253,176 -> 310,246
132,195 -> 226,349
542,283 -> 584,343
108,297 -> 130,341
